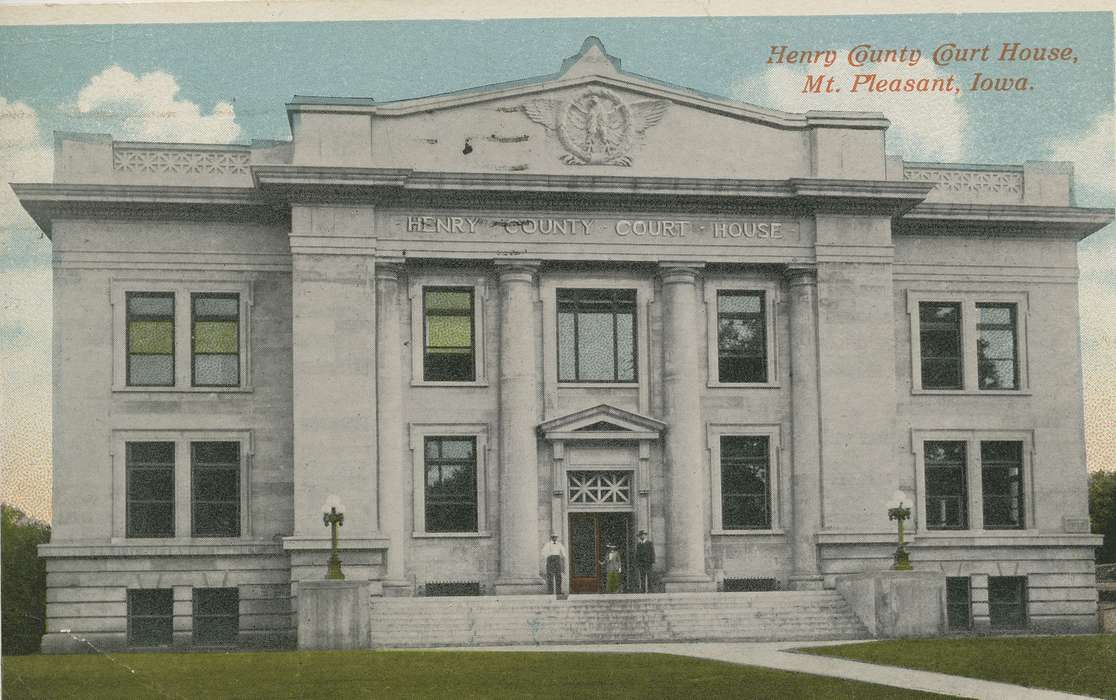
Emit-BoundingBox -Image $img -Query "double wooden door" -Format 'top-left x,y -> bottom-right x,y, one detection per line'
568,512 -> 632,593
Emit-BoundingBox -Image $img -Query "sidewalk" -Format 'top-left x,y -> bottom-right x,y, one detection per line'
442,641 -> 1098,700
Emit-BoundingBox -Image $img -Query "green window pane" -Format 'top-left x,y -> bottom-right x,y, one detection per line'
194,321 -> 238,353
425,290 -> 471,312
194,296 -> 238,318
426,316 -> 472,349
129,320 -> 174,354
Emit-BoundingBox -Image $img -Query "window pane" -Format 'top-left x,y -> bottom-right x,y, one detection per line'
616,313 -> 634,381
129,320 -> 174,354
128,470 -> 175,501
128,589 -> 173,647
128,442 -> 174,464
925,440 -> 967,529
192,503 -> 240,537
128,503 -> 175,538
981,441 -> 1024,529
423,288 -> 475,382
989,576 -> 1027,629
919,303 -> 962,389
718,292 -> 766,383
193,321 -> 238,353
193,469 -> 239,501
426,316 -> 472,349
128,295 -> 174,317
719,292 -> 762,314
129,356 -> 174,386
557,289 -> 637,382
576,312 -> 615,381
193,296 -> 238,318
721,436 -> 770,530
424,436 -> 478,533
194,354 -> 239,386
425,290 -> 471,311
192,442 -> 240,537
126,442 -> 174,538
946,577 -> 972,630
977,303 -> 1017,390
558,312 -> 576,381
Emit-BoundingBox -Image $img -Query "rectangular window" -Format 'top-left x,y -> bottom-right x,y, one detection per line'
988,576 -> 1028,629
557,288 -> 637,383
925,441 -> 968,530
981,441 -> 1025,529
191,294 -> 240,387
423,287 -> 476,382
946,577 -> 972,630
126,442 -> 175,538
977,304 -> 1018,390
919,302 -> 963,390
720,436 -> 771,530
193,587 -> 239,645
127,589 -> 173,647
191,442 -> 240,537
424,436 -> 478,533
717,291 -> 767,383
127,292 -> 175,386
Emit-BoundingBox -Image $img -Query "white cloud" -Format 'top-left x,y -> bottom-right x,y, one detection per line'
0,96 -> 53,232
1046,111 -> 1115,207
733,61 -> 970,162
71,65 -> 242,144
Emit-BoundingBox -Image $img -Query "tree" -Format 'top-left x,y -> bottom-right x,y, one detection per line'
1,504 -> 50,655
1089,470 -> 1116,565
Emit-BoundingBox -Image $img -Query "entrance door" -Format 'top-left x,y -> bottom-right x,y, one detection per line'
568,512 -> 632,593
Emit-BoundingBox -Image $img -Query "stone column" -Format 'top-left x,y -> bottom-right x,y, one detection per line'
659,263 -> 714,592
786,265 -> 824,589
494,261 -> 545,594
376,258 -> 409,595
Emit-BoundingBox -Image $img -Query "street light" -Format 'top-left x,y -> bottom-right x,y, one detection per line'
322,495 -> 346,580
887,489 -> 913,571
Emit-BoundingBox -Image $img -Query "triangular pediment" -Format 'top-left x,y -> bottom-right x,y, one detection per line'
538,404 -> 665,441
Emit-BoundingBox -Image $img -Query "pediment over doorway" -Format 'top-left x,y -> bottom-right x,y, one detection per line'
537,404 -> 665,441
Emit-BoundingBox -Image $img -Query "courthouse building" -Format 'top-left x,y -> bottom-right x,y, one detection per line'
17,38 -> 1110,651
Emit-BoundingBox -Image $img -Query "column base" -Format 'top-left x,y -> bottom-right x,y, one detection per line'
662,572 -> 716,593
788,575 -> 825,591
381,579 -> 414,597
493,576 -> 547,595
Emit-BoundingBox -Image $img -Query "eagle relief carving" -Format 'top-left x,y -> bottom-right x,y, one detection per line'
520,88 -> 670,166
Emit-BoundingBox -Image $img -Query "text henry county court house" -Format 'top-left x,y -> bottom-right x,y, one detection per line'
14,38 -> 1110,652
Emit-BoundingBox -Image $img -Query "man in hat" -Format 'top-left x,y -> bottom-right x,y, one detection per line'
604,543 -> 623,593
635,529 -> 655,593
540,533 -> 567,597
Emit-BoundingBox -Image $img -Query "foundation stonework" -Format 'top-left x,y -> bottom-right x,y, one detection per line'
20,37 -> 1108,652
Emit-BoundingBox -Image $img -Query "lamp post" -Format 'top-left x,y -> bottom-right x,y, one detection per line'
322,496 -> 345,581
887,490 -> 912,571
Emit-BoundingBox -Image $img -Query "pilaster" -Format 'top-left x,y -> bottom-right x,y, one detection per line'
376,257 -> 410,595
785,265 -> 824,589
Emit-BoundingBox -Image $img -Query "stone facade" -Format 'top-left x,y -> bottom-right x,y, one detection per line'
17,37 -> 1109,652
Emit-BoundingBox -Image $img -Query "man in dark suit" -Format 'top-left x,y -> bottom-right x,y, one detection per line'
635,529 -> 655,593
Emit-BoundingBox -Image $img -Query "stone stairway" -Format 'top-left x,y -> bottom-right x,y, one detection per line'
368,591 -> 870,647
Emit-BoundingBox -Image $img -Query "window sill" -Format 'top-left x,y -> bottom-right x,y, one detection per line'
711,528 -> 785,536
707,381 -> 781,390
912,388 -> 1031,396
410,380 -> 490,388
412,531 -> 493,539
113,385 -> 253,394
558,382 -> 640,389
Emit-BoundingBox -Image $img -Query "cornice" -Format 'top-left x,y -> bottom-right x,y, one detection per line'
10,183 -> 283,237
895,202 -> 1114,239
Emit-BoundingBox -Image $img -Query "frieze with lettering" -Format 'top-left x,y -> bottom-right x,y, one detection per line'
393,214 -> 799,243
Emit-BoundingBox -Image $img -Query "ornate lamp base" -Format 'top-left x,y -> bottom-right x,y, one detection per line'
892,547 -> 912,571
326,554 -> 345,580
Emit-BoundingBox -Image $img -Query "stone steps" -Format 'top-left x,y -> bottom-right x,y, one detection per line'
368,591 -> 871,647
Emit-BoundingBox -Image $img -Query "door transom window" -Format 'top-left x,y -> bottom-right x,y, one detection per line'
568,471 -> 631,506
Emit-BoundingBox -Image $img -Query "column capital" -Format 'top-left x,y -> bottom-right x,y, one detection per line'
494,259 -> 541,284
784,264 -> 818,286
657,261 -> 705,285
375,256 -> 406,282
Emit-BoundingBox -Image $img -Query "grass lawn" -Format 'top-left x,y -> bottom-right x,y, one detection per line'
801,635 -> 1116,699
3,649 -> 954,699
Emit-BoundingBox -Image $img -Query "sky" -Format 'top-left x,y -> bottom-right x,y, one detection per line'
1,10 -> 1113,521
